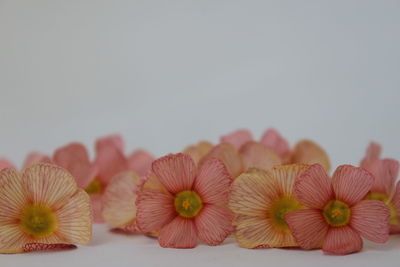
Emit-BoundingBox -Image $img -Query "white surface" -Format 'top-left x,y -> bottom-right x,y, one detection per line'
0,0 -> 399,265
1,224 -> 400,267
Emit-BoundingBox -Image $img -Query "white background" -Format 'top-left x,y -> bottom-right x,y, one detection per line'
0,0 -> 399,266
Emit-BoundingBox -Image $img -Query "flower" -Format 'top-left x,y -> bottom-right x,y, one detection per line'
0,152 -> 51,172
0,163 -> 91,254
0,158 -> 15,171
52,134 -> 154,223
360,142 -> 400,234
182,141 -> 214,165
285,164 -> 390,255
136,153 -> 234,248
102,172 -> 141,232
221,128 -> 331,172
228,164 -> 309,248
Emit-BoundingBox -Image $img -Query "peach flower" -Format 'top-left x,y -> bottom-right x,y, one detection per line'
136,153 -> 234,248
0,163 -> 91,253
286,164 -> 390,255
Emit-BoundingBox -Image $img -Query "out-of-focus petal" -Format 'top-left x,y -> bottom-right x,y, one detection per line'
260,128 -> 291,158
183,141 -> 213,165
239,141 -> 282,171
0,158 -> 15,171
360,142 -> 382,167
127,149 -> 154,177
290,140 -> 330,173
220,129 -> 253,149
362,159 -> 399,196
22,152 -> 51,170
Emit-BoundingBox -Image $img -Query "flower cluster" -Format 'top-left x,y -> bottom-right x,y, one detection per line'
0,129 -> 398,255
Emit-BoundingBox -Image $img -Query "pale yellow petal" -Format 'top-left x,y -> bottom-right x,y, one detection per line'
183,141 -> 213,164
239,141 -> 282,171
0,168 -> 27,219
270,164 -> 310,196
201,143 -> 243,178
291,140 -> 331,173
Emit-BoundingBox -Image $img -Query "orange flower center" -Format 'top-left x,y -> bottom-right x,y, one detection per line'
365,192 -> 399,225
85,178 -> 103,195
174,190 -> 203,218
323,200 -> 351,227
20,204 -> 58,239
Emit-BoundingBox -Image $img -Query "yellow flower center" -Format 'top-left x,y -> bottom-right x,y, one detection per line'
20,204 -> 58,238
323,200 -> 351,227
174,190 -> 203,218
85,178 -> 103,195
270,196 -> 303,232
365,192 -> 399,225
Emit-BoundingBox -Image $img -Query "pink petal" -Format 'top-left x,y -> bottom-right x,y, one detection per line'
332,165 -> 373,206
22,152 -> 51,169
360,142 -> 382,166
362,159 -> 399,195
152,153 -> 196,194
158,216 -> 197,248
294,164 -> 333,209
350,200 -> 389,243
95,135 -> 128,183
90,194 -> 104,223
390,225 -> 400,234
23,243 -> 76,252
239,141 -> 282,171
220,129 -> 253,149
260,128 -> 291,158
136,189 -> 176,233
195,204 -> 234,246
127,149 -> 154,177
193,158 -> 232,204
285,209 -> 328,250
290,140 -> 331,173
53,143 -> 97,189
392,181 -> 400,214
0,158 -> 15,171
322,226 -> 362,255
200,143 -> 243,179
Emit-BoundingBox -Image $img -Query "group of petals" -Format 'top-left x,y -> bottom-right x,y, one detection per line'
0,129 -> 398,256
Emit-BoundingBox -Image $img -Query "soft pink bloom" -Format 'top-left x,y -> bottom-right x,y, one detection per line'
286,164 -> 390,255
1,152 -> 51,172
0,158 -> 15,171
221,128 -> 331,172
136,153 -> 234,248
360,142 -> 400,234
52,134 -> 154,223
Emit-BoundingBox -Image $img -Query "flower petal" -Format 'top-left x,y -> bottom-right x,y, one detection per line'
271,164 -> 309,196
90,194 -> 104,223
102,172 -> 140,229
0,158 -> 15,171
127,150 -> 154,177
94,135 -> 128,183
322,226 -> 362,255
285,209 -> 328,250
183,141 -> 214,165
22,163 -> 78,210
362,159 -> 399,195
195,204 -> 234,245
152,153 -> 196,194
392,181 -> 400,214
158,216 -> 197,248
360,142 -> 382,166
332,165 -> 373,206
194,158 -> 232,204
200,143 -> 243,178
220,129 -> 253,149
53,143 -> 97,189
54,189 -> 92,244
239,141 -> 282,171
0,223 -> 30,254
229,169 -> 277,217
260,128 -> 291,158
0,168 -> 27,219
233,214 -> 296,248
350,200 -> 390,243
291,140 -> 331,173
136,189 -> 176,233
294,164 -> 333,209
22,152 -> 51,170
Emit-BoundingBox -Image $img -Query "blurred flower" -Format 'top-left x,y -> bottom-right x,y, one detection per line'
0,152 -> 51,172
182,141 -> 213,165
136,153 -> 234,248
0,163 -> 91,254
229,165 -> 308,248
286,164 -> 389,255
360,142 -> 400,234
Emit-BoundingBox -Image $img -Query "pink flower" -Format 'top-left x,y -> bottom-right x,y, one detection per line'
182,141 -> 214,165
360,142 -> 400,234
0,152 -> 51,172
221,128 -> 331,172
52,134 -> 154,223
285,164 -> 390,255
136,153 -> 234,248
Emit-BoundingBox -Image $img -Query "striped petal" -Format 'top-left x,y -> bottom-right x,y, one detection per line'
322,226 -> 362,255
158,217 -> 197,248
